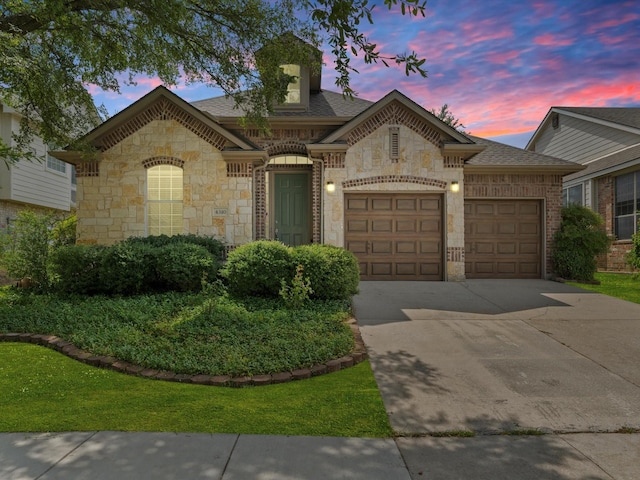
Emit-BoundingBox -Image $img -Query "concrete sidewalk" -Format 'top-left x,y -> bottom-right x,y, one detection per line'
3,431 -> 639,479
0,432 -> 409,480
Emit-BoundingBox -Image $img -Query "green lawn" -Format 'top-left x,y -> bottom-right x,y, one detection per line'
568,272 -> 640,304
0,343 -> 392,437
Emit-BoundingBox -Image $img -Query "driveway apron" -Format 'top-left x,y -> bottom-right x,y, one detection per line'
353,279 -> 640,435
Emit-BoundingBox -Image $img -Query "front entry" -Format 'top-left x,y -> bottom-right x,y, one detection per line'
274,173 -> 311,246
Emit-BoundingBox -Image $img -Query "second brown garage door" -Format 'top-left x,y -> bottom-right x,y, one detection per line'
464,199 -> 542,279
345,193 -> 443,280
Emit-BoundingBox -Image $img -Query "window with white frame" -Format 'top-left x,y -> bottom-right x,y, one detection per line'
147,165 -> 183,236
46,154 -> 67,174
614,171 -> 640,240
562,184 -> 583,206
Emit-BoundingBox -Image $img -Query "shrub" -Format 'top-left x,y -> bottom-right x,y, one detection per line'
99,241 -> 157,295
50,244 -> 106,295
552,204 -> 611,281
223,240 -> 294,297
155,243 -> 218,292
124,234 -> 224,260
292,244 -> 360,299
626,223 -> 640,273
0,210 -> 58,289
280,264 -> 313,309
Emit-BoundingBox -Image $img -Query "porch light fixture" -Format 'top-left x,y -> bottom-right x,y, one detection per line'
326,181 -> 335,193
450,181 -> 460,193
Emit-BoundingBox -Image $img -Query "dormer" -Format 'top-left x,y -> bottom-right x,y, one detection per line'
257,34 -> 322,113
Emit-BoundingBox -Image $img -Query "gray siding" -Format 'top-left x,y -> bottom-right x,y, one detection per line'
0,110 -> 71,211
534,114 -> 640,164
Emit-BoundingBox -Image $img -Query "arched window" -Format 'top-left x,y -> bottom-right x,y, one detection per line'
146,165 -> 183,236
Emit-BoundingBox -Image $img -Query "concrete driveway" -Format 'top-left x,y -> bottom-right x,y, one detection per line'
353,279 -> 640,435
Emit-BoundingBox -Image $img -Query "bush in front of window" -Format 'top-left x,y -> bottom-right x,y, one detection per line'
155,243 -> 218,292
50,235 -> 222,295
626,224 -> 640,274
552,204 -> 611,281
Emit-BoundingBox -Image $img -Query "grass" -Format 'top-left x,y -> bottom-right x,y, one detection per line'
568,272 -> 640,304
0,289 -> 354,376
0,342 -> 392,437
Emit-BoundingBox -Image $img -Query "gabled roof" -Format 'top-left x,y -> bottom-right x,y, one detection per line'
526,106 -> 640,150
192,89 -> 374,120
466,135 -> 584,174
58,86 -> 259,162
317,89 -> 473,145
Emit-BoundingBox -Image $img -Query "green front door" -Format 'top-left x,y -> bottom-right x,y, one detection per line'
274,173 -> 310,246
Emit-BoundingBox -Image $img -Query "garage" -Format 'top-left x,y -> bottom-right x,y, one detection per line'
464,199 -> 542,279
344,193 -> 444,280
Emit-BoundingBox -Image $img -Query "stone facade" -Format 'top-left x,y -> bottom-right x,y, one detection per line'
324,124 -> 466,280
76,119 -> 252,246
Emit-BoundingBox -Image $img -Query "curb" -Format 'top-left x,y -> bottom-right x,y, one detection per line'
0,318 -> 368,387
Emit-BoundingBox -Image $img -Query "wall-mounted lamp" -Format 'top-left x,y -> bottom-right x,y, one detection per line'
450,181 -> 460,193
326,181 -> 336,193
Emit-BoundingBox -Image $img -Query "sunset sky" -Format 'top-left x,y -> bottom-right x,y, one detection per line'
90,0 -> 640,148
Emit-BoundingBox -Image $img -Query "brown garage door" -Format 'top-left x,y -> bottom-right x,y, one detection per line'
464,200 -> 542,279
345,193 -> 443,280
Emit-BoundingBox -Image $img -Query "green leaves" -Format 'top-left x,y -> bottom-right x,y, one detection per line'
1,0 -> 430,163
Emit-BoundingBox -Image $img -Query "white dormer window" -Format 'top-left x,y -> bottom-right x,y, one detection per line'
281,64 -> 301,104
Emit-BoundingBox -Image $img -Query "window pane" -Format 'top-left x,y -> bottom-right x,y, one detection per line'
616,216 -> 635,240
567,185 -> 583,205
615,173 -> 634,215
47,155 -> 67,174
147,165 -> 183,236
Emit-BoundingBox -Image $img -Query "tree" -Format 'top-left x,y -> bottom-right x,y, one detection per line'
430,103 -> 466,132
0,0 -> 427,164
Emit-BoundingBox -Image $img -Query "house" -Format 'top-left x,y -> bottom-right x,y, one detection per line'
0,99 -> 76,228
526,107 -> 640,271
52,54 -> 581,281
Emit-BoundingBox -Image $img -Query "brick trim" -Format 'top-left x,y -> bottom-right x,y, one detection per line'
75,161 -> 100,177
265,141 -> 308,157
142,156 -> 185,169
226,162 -> 253,177
447,247 -> 465,262
100,98 -> 227,151
348,103 -> 442,147
444,155 -> 465,168
343,175 -> 447,189
322,152 -> 346,168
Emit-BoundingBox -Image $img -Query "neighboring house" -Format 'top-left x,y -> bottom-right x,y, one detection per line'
52,50 -> 581,281
0,100 -> 76,228
526,107 -> 640,271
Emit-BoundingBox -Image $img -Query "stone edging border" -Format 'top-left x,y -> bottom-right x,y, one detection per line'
0,318 -> 368,387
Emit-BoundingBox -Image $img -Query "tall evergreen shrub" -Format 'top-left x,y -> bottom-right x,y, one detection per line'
552,204 -> 611,281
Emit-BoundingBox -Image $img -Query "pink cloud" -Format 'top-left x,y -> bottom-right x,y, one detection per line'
585,12 -> 640,34
484,50 -> 522,64
459,20 -> 514,43
533,33 -> 574,47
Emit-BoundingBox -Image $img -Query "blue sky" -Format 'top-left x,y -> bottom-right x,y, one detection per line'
90,0 -> 640,148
